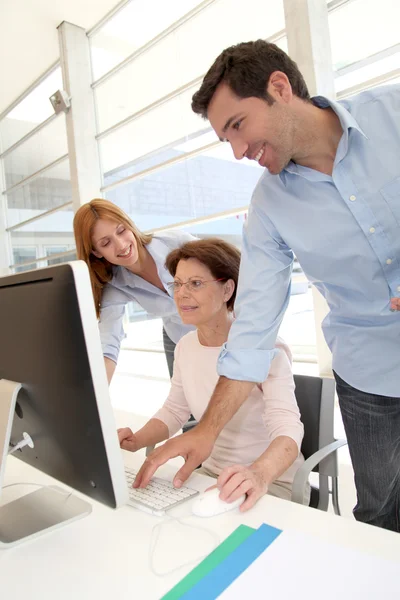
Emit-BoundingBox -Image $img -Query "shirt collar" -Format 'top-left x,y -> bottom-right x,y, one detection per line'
279,95 -> 367,185
146,235 -> 167,274
312,95 -> 366,138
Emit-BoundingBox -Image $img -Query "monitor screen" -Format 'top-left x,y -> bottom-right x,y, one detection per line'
0,261 -> 127,511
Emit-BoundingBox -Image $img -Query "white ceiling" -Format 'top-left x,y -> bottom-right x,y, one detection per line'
0,0 -> 121,114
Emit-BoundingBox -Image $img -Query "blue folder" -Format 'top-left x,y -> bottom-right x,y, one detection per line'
179,523 -> 282,600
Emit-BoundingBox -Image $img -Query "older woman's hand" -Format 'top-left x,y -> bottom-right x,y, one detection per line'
216,463 -> 270,512
117,427 -> 139,452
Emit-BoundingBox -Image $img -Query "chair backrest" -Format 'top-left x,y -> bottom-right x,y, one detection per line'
293,374 -> 336,472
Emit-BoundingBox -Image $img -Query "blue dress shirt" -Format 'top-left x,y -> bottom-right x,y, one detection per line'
99,230 -> 195,363
218,84 -> 400,397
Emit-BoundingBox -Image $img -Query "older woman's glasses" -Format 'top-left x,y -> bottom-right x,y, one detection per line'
167,278 -> 225,293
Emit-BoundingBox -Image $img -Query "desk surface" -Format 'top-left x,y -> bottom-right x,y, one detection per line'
1,411 -> 400,600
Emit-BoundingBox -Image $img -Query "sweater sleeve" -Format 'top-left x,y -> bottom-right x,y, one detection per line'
152,340 -> 191,436
261,338 -> 304,453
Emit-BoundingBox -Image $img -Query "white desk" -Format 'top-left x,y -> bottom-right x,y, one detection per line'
1,411 -> 400,600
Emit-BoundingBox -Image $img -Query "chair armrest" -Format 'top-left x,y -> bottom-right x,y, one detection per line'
291,439 -> 347,505
145,445 -> 155,457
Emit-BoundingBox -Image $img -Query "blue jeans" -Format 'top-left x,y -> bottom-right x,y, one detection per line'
334,371 -> 400,532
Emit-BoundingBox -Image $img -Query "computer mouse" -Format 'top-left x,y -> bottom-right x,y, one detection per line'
191,487 -> 246,517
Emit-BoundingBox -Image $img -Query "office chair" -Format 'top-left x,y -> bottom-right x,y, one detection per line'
291,374 -> 347,514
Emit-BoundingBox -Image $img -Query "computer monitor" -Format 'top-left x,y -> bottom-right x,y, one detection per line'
0,261 -> 128,547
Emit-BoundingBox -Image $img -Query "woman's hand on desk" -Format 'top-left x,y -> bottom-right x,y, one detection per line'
118,427 -> 139,452
217,464 -> 269,512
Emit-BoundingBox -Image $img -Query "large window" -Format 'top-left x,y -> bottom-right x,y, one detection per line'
90,0 -> 207,81
12,246 -> 37,273
105,138 -> 261,230
0,67 -> 63,153
6,159 -> 72,227
92,0 -> 285,131
93,0 -> 285,168
89,0 -> 319,364
329,0 -> 400,95
44,245 -> 69,266
94,0 -> 286,232
0,67 -> 75,273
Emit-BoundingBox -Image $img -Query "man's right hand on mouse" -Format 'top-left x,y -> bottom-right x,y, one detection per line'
133,424 -> 215,489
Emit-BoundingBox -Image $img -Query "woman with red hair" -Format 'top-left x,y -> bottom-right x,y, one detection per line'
73,199 -> 195,382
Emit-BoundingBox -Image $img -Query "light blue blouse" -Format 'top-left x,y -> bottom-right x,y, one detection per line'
99,230 -> 196,363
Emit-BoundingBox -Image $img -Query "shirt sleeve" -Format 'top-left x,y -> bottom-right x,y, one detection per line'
261,340 -> 304,453
176,231 -> 198,244
217,192 -> 294,383
98,285 -> 129,363
159,230 -> 198,251
152,341 -> 191,436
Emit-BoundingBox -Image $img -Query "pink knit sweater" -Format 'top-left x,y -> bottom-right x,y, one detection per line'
153,331 -> 305,487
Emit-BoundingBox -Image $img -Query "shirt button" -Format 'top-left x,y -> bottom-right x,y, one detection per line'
397,286 -> 400,292
369,227 -> 375,233
349,195 -> 356,201
386,259 -> 392,265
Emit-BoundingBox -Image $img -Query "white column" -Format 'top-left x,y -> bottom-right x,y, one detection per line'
284,0 -> 335,98
58,21 -> 103,211
283,0 -> 334,376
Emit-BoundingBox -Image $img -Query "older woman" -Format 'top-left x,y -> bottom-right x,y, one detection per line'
118,238 -> 309,510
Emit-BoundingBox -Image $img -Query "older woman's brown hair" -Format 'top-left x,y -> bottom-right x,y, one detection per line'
73,199 -> 152,318
165,238 -> 241,311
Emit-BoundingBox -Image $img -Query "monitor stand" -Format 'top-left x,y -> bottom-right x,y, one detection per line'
0,379 -> 92,548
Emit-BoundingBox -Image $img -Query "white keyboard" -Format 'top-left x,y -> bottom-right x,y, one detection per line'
125,467 -> 199,516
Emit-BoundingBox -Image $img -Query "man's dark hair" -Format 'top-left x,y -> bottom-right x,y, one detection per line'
192,39 -> 310,118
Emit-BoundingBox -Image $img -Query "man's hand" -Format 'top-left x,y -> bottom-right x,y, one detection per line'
217,464 -> 270,512
117,427 -> 139,452
390,298 -> 400,311
133,425 -> 215,489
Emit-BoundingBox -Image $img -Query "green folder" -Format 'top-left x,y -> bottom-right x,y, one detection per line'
160,524 -> 255,600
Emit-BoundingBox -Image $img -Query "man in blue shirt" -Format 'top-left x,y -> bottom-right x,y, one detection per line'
135,40 -> 400,531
